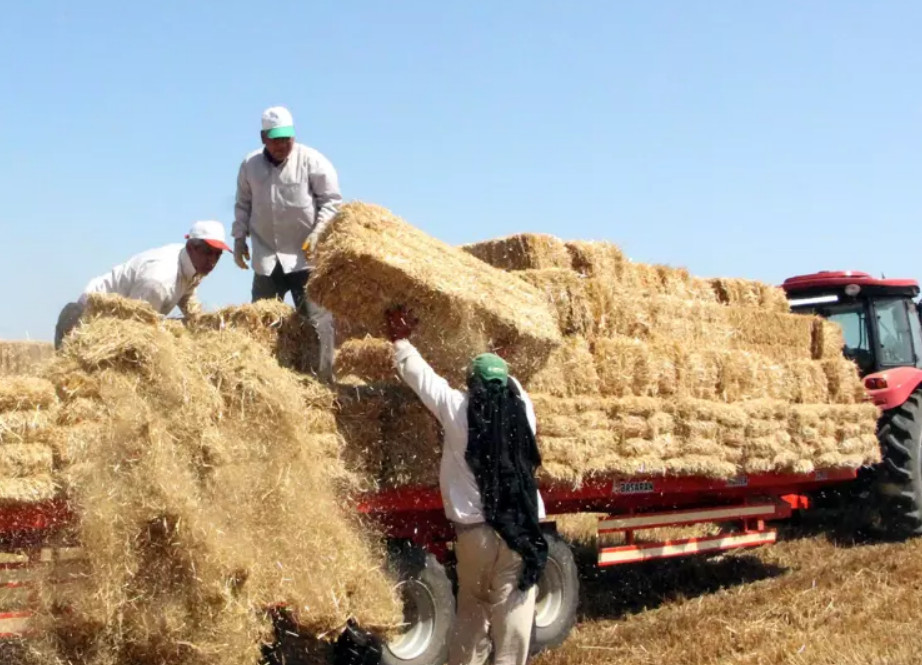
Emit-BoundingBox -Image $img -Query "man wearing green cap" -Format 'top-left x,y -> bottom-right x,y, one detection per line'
232,105 -> 341,381
385,307 -> 547,665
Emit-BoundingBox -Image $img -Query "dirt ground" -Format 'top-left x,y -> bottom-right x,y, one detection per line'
538,516 -> 922,665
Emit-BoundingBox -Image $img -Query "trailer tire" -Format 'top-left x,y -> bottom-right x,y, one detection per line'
530,533 -> 578,655
876,390 -> 922,537
382,542 -> 454,665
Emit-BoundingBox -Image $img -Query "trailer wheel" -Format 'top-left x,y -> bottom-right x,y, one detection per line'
530,533 -> 578,654
876,390 -> 922,537
382,542 -> 454,665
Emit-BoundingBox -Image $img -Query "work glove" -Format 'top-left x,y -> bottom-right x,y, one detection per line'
234,238 -> 250,270
302,231 -> 321,260
385,305 -> 418,342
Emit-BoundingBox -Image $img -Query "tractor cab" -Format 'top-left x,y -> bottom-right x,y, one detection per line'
783,271 -> 922,377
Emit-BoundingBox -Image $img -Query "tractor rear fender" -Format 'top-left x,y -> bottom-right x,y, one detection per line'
865,367 -> 922,411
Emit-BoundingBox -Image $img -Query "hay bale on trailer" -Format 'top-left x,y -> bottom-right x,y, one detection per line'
462,233 -> 573,271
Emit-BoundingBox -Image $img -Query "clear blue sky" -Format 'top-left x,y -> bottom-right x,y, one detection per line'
3,1 -> 921,340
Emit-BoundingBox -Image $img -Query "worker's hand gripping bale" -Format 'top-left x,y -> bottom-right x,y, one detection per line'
231,105 -> 342,382
54,221 -> 231,348
385,305 -> 547,665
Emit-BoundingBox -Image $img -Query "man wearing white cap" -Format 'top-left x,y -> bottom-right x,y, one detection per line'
53,221 -> 231,348
232,105 -> 341,382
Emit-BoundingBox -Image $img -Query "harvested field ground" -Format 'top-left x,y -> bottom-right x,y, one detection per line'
539,518 -> 922,665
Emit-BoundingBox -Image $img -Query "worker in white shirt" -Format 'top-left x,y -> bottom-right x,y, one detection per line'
232,106 -> 342,382
384,306 -> 548,665
54,221 -> 231,348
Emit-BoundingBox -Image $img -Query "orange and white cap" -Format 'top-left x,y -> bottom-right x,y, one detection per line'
186,220 -> 231,252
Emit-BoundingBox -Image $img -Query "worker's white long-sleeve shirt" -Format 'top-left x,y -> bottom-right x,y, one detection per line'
393,340 -> 545,525
232,143 -> 342,276
80,243 -> 200,316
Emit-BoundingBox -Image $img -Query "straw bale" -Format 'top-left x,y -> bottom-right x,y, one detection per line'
379,391 -> 442,488
565,240 -> 625,279
812,317 -> 846,360
335,337 -> 396,385
0,376 -> 57,412
0,475 -> 56,502
593,337 -> 680,398
822,357 -> 866,404
0,443 -> 53,478
55,397 -> 105,426
462,233 -> 573,271
309,203 -> 562,383
587,288 -> 736,345
525,336 -> 600,397
0,410 -> 55,444
82,292 -> 162,325
782,360 -> 831,404
336,385 -> 442,489
678,350 -> 721,400
516,269 -> 596,336
192,300 -> 321,374
0,341 -> 54,376
620,263 -> 718,302
710,278 -> 789,312
722,308 -> 814,358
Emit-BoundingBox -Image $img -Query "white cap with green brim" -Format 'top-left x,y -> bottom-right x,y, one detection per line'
261,106 -> 295,139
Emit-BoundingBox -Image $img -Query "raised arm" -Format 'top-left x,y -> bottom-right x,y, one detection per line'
386,307 -> 464,425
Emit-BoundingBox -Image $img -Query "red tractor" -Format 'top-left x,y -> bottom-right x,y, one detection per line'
784,271 -> 922,537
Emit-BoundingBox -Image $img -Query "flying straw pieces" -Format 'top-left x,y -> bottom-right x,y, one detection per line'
462,233 -> 574,271
0,341 -> 54,376
309,203 -> 562,383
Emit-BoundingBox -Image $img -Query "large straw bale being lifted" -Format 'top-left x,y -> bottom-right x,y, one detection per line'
308,203 -> 562,383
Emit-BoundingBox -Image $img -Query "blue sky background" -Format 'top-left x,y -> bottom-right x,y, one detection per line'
2,1 -> 921,340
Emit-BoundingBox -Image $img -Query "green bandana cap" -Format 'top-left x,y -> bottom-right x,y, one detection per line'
470,353 -> 509,386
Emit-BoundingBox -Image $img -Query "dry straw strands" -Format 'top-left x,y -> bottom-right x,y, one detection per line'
309,203 -> 562,383
0,341 -> 54,376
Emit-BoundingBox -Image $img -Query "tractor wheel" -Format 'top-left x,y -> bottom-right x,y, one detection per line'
529,533 -> 579,655
382,542 -> 455,665
876,390 -> 922,538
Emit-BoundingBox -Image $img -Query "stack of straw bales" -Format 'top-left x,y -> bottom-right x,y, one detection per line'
313,210 -> 880,490
466,233 -> 879,485
0,377 -> 57,502
24,294 -> 399,665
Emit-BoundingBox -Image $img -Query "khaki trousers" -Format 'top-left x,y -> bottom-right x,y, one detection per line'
449,523 -> 536,665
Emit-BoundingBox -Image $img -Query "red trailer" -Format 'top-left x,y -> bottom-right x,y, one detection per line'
0,468 -> 859,665
356,467 -> 858,665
